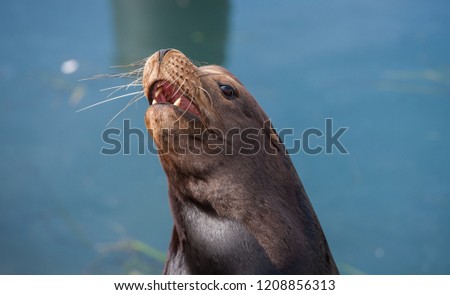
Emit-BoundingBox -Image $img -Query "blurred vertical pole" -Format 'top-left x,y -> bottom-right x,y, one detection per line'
111,0 -> 230,66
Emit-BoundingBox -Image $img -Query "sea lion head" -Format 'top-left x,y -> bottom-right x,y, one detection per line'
143,49 -> 281,176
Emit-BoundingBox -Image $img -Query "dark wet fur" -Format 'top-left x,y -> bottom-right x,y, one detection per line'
144,49 -> 339,275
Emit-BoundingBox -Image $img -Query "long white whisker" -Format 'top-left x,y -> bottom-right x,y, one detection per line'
100,84 -> 142,92
166,73 -> 180,88
110,58 -> 147,68
104,79 -> 142,99
106,94 -> 146,127
126,75 -> 143,91
165,73 -> 185,99
174,83 -> 196,123
80,65 -> 145,81
172,78 -> 187,99
120,68 -> 144,78
198,86 -> 213,107
76,91 -> 142,112
79,74 -> 113,81
104,85 -> 129,99
175,97 -> 194,123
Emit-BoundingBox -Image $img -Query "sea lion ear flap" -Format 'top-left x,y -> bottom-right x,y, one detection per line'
263,119 -> 285,154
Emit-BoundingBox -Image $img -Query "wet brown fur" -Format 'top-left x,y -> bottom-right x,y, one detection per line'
143,49 -> 339,275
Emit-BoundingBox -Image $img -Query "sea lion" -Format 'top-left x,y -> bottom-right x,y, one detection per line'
143,48 -> 339,274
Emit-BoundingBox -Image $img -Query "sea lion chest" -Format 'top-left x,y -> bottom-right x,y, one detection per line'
165,200 -> 278,275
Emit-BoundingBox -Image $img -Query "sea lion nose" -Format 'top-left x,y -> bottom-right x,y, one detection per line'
159,48 -> 173,62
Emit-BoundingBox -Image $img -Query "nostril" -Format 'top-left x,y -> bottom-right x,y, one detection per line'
159,48 -> 173,62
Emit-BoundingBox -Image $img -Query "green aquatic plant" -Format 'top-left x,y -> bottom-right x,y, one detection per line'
91,239 -> 166,274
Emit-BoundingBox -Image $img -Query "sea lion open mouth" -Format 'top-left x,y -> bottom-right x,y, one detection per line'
149,80 -> 201,118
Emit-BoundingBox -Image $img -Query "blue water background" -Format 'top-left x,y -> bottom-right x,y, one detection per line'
0,0 -> 449,274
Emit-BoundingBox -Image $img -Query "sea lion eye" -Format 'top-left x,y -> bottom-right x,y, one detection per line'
219,84 -> 236,99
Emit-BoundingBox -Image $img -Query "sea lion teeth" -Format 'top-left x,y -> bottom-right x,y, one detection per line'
154,87 -> 162,98
151,99 -> 157,105
173,97 -> 182,107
